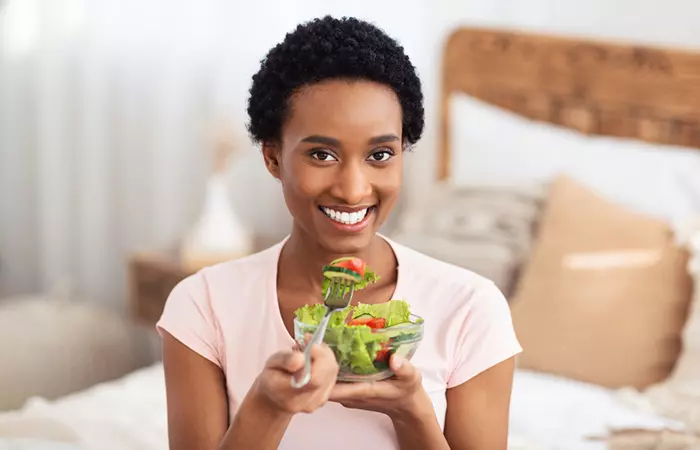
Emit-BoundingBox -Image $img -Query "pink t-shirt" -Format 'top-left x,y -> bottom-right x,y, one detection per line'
156,235 -> 521,449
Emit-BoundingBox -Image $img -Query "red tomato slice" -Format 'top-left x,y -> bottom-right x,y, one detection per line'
347,317 -> 385,329
375,341 -> 391,362
348,317 -> 373,326
333,258 -> 366,278
367,318 -> 386,329
375,348 -> 390,362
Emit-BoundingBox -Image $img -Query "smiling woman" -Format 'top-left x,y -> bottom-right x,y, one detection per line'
264,79 -> 405,254
156,15 -> 521,450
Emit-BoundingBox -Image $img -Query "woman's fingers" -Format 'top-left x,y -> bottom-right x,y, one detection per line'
266,349 -> 305,374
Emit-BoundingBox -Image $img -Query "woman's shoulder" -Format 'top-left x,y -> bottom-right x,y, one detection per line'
389,237 -> 501,300
389,237 -> 514,331
162,240 -> 284,316
156,240 -> 285,356
180,239 -> 284,287
388,239 -> 521,387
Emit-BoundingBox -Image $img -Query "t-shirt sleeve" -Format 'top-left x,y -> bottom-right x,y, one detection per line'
447,280 -> 522,389
156,272 -> 222,368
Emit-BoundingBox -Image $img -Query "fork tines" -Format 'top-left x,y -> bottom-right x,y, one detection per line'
324,277 -> 355,308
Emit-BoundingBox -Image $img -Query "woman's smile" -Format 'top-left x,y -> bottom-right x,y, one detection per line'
319,205 -> 377,233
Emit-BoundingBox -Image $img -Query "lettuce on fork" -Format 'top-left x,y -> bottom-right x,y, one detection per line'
321,267 -> 379,298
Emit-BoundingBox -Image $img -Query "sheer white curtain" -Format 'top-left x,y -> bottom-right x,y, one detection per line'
0,0 -> 429,308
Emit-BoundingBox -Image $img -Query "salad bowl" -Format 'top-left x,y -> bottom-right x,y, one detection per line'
293,301 -> 425,382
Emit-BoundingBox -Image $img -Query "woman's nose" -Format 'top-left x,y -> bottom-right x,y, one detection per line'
330,162 -> 372,205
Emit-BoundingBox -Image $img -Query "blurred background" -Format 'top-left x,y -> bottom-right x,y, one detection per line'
1,1 -> 700,449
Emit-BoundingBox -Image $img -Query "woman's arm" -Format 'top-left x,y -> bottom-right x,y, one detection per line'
162,331 -> 340,450
443,356 -> 516,450
389,389 -> 450,450
161,332 -> 292,450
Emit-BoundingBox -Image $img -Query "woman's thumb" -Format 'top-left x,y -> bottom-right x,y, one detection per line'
267,349 -> 305,373
390,354 -> 412,377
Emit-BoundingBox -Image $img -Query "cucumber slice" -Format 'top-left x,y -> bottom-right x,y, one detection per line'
353,313 -> 374,320
329,256 -> 356,265
322,265 -> 362,283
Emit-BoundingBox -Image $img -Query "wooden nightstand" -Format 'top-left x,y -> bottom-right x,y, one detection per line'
128,236 -> 280,326
128,250 -> 194,326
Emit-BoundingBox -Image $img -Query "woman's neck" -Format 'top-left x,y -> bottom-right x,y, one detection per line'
278,223 -> 397,296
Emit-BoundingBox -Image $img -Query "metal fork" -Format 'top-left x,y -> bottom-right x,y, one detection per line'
290,277 -> 356,388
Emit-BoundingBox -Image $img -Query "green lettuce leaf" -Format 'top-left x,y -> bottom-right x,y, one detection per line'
351,299 -> 411,327
324,325 -> 389,374
321,268 -> 379,297
294,304 -> 347,327
294,299 -> 414,375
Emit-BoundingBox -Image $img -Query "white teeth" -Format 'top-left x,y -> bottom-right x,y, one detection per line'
322,207 -> 369,225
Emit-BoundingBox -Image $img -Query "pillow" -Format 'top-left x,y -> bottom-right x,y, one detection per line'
0,294 -> 155,411
449,93 -> 700,227
390,181 -> 545,296
510,175 -> 693,389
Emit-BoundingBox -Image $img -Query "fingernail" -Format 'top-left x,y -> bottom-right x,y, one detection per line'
393,354 -> 404,369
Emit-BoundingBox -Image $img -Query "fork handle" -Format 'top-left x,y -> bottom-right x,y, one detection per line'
290,312 -> 331,389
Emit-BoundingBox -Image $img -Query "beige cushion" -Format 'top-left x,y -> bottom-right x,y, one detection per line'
390,181 -> 545,296
510,175 -> 692,389
0,294 -> 155,411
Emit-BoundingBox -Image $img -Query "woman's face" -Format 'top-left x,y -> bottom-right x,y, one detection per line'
263,79 -> 403,255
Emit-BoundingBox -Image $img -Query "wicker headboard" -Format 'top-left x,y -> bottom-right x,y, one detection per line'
438,27 -> 700,181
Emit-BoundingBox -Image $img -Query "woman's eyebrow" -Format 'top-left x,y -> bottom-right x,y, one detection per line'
300,134 -> 399,146
368,134 -> 399,145
300,135 -> 340,146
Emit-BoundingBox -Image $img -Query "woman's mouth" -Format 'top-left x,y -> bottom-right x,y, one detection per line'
319,206 -> 376,231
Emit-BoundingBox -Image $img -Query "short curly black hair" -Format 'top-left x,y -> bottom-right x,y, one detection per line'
246,15 -> 424,147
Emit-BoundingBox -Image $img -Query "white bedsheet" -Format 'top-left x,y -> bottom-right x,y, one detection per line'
0,364 -> 168,450
0,365 -> 686,450
509,369 -> 685,450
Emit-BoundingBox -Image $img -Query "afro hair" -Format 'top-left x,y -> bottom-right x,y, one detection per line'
246,15 -> 424,147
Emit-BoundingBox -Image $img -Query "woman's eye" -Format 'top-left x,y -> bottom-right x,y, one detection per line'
310,150 -> 337,162
368,150 -> 393,162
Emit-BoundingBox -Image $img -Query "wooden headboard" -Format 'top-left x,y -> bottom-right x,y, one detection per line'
438,27 -> 700,181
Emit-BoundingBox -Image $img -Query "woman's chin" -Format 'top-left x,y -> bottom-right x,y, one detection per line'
316,232 -> 376,256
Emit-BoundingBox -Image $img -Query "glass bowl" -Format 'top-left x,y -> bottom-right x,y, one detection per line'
293,313 -> 424,382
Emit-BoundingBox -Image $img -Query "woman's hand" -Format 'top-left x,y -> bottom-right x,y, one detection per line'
251,344 -> 339,416
328,354 -> 427,419
329,354 -> 449,450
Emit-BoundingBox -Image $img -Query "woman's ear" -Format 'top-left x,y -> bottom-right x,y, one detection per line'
261,141 -> 281,179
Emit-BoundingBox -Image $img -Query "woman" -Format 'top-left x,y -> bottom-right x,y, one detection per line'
157,16 -> 521,450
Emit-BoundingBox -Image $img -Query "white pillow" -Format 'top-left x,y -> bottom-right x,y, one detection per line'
449,93 -> 700,227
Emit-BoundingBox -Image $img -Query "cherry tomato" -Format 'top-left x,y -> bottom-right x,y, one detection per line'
348,317 -> 386,329
333,257 -> 366,278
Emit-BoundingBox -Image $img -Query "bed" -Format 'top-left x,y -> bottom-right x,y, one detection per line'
399,25 -> 700,449
3,26 -> 700,450
0,363 -> 687,450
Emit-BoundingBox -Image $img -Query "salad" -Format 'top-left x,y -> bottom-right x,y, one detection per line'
294,257 -> 423,375
320,256 -> 379,296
